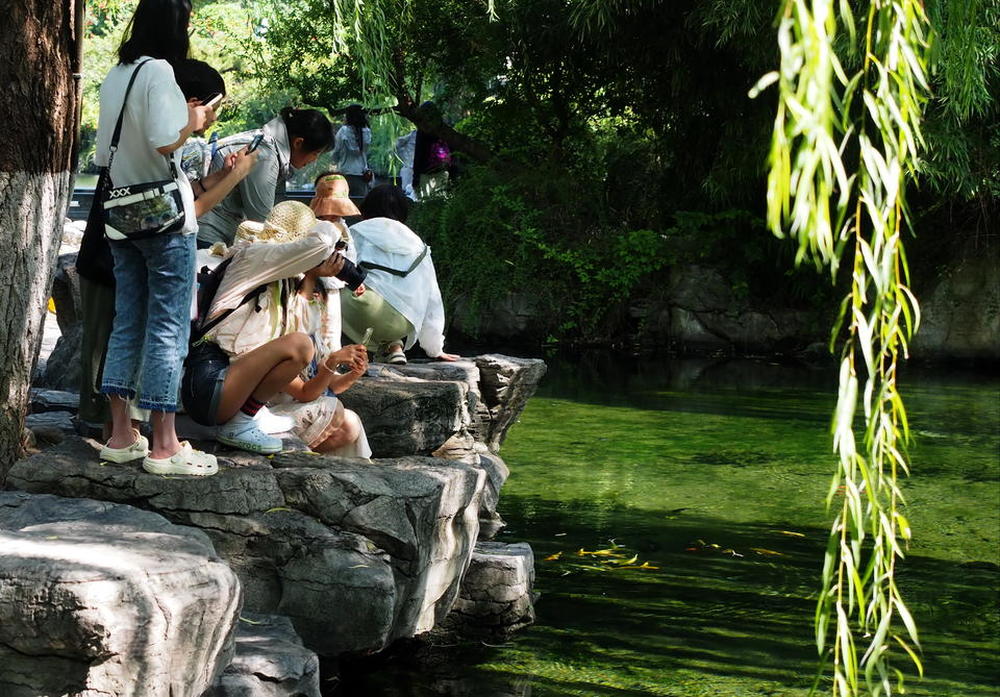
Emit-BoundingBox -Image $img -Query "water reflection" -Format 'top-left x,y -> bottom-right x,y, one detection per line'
331,354 -> 999,697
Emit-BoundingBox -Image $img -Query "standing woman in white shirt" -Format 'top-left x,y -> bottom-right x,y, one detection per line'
331,104 -> 372,198
94,0 -> 218,475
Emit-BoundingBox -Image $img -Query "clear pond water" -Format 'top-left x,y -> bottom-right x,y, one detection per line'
334,354 -> 999,697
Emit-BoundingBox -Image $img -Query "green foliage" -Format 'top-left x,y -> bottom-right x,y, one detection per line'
79,0 -> 284,171
760,0 -> 936,694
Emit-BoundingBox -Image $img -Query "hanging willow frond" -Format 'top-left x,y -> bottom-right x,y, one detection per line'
756,1 -> 932,695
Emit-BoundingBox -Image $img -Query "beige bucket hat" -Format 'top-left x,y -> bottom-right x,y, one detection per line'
310,173 -> 361,218
236,200 -> 319,245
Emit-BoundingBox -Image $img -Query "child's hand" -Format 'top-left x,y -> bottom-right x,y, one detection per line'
354,283 -> 366,297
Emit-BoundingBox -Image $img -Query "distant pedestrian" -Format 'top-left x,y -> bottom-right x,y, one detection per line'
331,104 -> 373,198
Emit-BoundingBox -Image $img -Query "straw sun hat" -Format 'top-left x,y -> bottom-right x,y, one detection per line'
235,200 -> 319,245
310,173 -> 361,218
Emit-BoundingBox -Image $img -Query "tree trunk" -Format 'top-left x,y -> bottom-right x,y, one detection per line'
0,0 -> 79,480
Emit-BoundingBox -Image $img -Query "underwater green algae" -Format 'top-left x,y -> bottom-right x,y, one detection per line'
338,357 -> 999,697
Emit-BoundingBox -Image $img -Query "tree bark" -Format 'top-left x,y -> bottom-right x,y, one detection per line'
0,0 -> 79,479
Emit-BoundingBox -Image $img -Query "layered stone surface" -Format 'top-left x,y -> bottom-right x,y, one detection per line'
7,439 -> 488,657
0,491 -> 241,697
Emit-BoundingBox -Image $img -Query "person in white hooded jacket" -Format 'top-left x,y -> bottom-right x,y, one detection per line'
341,185 -> 459,364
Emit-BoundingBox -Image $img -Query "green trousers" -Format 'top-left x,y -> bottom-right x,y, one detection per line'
78,277 -> 148,426
340,287 -> 414,352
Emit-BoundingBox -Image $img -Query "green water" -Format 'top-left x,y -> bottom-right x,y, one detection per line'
337,356 -> 999,697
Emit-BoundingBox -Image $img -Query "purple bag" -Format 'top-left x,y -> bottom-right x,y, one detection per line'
426,140 -> 452,172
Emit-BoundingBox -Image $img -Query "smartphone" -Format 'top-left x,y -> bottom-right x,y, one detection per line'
247,133 -> 265,153
203,92 -> 223,109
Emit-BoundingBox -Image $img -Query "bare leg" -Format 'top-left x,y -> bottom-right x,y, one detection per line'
215,333 -> 314,424
105,396 -> 135,449
148,411 -> 183,459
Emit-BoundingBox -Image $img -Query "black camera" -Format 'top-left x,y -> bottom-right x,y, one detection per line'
336,256 -> 367,291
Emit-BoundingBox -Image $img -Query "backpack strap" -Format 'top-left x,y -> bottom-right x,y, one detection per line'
359,244 -> 428,278
191,283 -> 269,345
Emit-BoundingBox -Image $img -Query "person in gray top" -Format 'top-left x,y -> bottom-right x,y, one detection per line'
197,107 -> 333,247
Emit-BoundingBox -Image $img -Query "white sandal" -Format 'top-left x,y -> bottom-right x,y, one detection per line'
100,429 -> 149,463
142,441 -> 218,476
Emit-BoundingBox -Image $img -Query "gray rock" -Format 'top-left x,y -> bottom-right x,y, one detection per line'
441,541 -> 536,640
207,613 -> 321,697
30,388 -> 79,413
24,410 -> 76,447
475,355 -> 547,451
0,491 -> 241,697
338,377 -> 468,457
40,321 -> 83,391
912,252 -> 1000,361
7,438 -> 489,657
51,252 -> 82,332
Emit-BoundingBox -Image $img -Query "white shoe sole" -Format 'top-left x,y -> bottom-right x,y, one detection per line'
142,458 -> 218,476
216,433 -> 282,455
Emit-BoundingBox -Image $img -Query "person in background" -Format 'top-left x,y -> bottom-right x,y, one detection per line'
197,107 -> 334,247
331,104 -> 372,199
394,129 -> 416,200
77,58 -> 257,442
91,0 -> 217,475
341,185 -> 460,365
412,102 -> 452,200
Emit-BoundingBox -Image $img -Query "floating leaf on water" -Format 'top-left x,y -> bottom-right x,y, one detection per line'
721,548 -> 745,558
554,532 -> 567,537
576,547 -> 625,558
776,530 -> 807,537
543,552 -> 562,561
684,547 -> 700,552
751,548 -> 785,556
617,562 -> 660,570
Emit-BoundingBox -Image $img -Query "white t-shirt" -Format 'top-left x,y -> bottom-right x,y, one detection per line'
332,125 -> 371,175
94,57 -> 197,234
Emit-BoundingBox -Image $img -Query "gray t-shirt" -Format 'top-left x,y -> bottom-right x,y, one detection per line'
196,116 -> 290,246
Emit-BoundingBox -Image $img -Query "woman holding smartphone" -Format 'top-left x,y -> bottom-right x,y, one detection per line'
196,108 -> 335,247
93,0 -> 218,475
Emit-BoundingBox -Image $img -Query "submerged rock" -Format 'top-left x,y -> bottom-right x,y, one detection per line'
440,541 -> 536,640
0,491 -> 241,697
207,613 -> 321,697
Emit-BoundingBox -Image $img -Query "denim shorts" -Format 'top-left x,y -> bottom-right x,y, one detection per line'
181,341 -> 229,426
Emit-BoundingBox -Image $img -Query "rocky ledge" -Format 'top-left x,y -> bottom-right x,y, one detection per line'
0,491 -> 241,697
7,436 -> 514,657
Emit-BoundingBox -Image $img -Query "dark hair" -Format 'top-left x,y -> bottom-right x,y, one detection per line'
345,104 -> 368,154
280,107 -> 334,154
360,185 -> 411,224
118,0 -> 192,67
173,59 -> 225,103
313,169 -> 341,188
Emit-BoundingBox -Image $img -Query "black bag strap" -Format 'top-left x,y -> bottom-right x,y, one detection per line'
359,244 -> 428,278
106,59 -> 179,185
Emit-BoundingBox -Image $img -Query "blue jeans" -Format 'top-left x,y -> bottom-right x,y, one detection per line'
101,232 -> 195,412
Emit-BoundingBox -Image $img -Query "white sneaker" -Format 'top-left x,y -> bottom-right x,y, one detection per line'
100,429 -> 150,463
255,406 -> 295,435
217,412 -> 283,454
142,441 -> 218,476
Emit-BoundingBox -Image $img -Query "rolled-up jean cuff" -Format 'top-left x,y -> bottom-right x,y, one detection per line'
135,398 -> 180,413
100,384 -> 136,401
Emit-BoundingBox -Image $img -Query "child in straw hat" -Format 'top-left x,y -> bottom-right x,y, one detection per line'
182,201 -> 371,456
